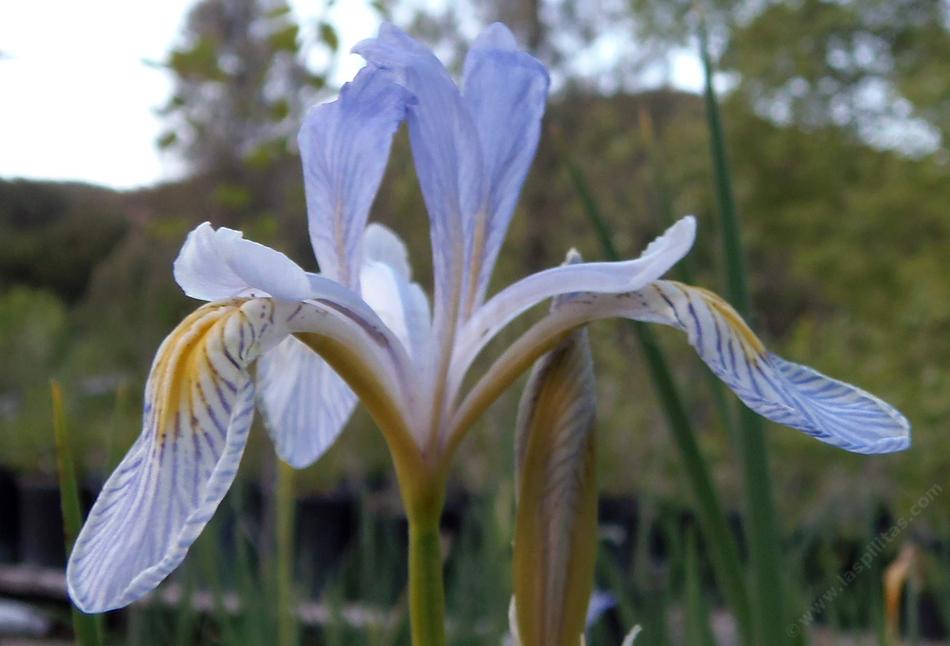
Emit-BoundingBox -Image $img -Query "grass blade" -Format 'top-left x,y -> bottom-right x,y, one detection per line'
685,529 -> 717,646
51,380 -> 104,646
637,105 -> 737,439
560,146 -> 754,643
699,22 -> 786,645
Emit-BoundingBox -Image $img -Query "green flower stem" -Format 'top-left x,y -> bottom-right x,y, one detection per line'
631,323 -> 754,642
51,381 -> 104,646
393,454 -> 447,646
699,24 -> 786,646
275,459 -> 297,646
561,149 -> 754,643
407,514 -> 446,646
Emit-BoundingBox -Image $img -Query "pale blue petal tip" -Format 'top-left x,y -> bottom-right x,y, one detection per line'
473,22 -> 519,50
766,354 -> 911,455
654,281 -> 911,456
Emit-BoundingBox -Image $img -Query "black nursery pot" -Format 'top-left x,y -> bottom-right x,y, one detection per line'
0,467 -> 19,562
296,490 -> 358,595
16,475 -> 66,567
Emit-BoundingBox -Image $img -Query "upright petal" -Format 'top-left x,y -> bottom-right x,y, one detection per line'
462,23 -> 550,312
68,299 -> 286,612
355,24 -> 485,334
452,216 -> 695,389
361,220 -> 412,278
299,66 -> 410,287
359,223 -> 431,361
173,223 -> 312,301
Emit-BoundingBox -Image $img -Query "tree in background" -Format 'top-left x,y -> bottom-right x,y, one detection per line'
726,0 -> 949,153
157,0 -> 343,187
2,0 -> 946,514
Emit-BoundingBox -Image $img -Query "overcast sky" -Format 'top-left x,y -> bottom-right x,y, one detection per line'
0,1 -> 385,189
0,1 -> 704,191
1,1 -> 193,189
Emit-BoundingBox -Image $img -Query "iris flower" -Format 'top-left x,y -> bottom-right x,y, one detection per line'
67,22 -> 910,641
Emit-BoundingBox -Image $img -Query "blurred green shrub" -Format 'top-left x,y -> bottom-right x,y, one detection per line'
0,180 -> 127,303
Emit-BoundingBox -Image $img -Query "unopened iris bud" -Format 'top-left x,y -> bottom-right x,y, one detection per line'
512,250 -> 598,646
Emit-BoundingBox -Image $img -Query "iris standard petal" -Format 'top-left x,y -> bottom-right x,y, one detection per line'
173,223 -> 312,301
453,216 -> 695,385
355,24 -> 485,333
299,66 -> 410,286
256,338 -> 358,469
361,221 -> 412,279
629,281 -> 911,454
462,23 -> 550,312
359,223 -> 431,360
67,299 -> 286,612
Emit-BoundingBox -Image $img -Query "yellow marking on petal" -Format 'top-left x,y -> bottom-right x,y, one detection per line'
462,211 -> 489,317
334,201 -> 350,286
151,302 -> 239,440
674,282 -> 766,358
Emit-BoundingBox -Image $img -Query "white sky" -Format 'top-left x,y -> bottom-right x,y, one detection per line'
1,1 -> 193,189
0,1 -> 705,190
0,0 -> 383,189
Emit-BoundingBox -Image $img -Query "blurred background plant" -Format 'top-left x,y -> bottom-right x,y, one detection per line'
1,0 -> 948,644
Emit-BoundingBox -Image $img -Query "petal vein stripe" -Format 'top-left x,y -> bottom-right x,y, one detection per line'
67,300 -> 279,612
634,281 -> 910,454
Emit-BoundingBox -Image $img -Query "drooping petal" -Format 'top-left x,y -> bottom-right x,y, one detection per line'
461,23 -> 549,312
355,24 -> 485,335
299,66 -> 410,286
69,295 -> 419,612
359,223 -> 431,360
68,299 -> 287,612
453,216 -> 696,388
630,281 -> 911,454
256,225 -> 431,467
451,279 -> 910,458
252,271 -> 383,471
513,251 -> 598,646
256,338 -> 357,469
173,223 -> 312,301
272,296 -> 419,457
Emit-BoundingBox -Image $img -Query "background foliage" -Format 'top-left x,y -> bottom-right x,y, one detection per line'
2,0 -> 947,512
1,0 -> 948,642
